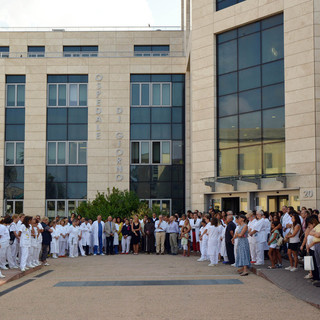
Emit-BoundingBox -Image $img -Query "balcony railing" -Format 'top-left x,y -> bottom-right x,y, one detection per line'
0,51 -> 185,58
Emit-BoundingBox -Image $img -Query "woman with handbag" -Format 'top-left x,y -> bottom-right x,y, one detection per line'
284,213 -> 301,272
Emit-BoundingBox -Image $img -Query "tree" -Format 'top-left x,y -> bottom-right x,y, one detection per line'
76,188 -> 141,220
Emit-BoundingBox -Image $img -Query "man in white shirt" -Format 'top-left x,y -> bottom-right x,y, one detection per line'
155,215 -> 167,255
249,211 -> 265,265
190,212 -> 201,252
247,211 -> 257,263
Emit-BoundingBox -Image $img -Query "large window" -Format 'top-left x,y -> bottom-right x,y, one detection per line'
48,83 -> 87,107
216,0 -> 245,11
130,74 -> 185,214
47,141 -> 87,165
4,200 -> 23,215
6,75 -> 25,107
5,142 -> 24,165
134,45 -> 169,57
217,14 -> 284,177
0,46 -> 9,58
63,46 -> 98,57
28,46 -> 45,57
46,199 -> 86,218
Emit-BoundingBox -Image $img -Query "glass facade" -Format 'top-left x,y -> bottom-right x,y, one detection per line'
130,74 -> 185,214
4,75 -> 25,214
216,0 -> 246,11
46,75 -> 88,217
217,14 -> 285,177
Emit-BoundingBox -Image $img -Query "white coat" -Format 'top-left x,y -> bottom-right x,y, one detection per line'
19,224 -> 31,248
207,225 -> 222,256
190,218 -> 201,242
80,223 -> 90,246
50,227 -> 59,254
91,220 -> 105,247
114,224 -> 119,246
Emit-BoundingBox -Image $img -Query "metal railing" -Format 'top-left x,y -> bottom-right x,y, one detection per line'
0,51 -> 185,58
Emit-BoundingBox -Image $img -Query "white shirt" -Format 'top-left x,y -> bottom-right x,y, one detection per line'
0,224 -> 10,243
155,220 -> 167,232
19,224 -> 31,247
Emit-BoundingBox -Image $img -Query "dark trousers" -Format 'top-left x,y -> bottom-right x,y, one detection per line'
311,249 -> 320,280
106,236 -> 114,254
165,233 -> 171,254
141,235 -> 146,252
83,245 -> 89,256
146,234 -> 155,253
40,244 -> 49,262
226,241 -> 235,264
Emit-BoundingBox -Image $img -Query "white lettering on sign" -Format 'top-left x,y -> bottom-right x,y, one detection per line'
95,75 -> 103,139
116,107 -> 124,182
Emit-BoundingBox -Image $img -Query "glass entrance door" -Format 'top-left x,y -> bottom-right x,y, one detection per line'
268,195 -> 288,212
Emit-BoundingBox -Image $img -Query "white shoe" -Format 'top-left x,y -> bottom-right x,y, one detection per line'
100,253 -> 105,256
1,266 -> 8,270
69,255 -> 74,258
53,256 -> 58,259
285,266 -> 293,271
304,274 -> 313,279
290,267 -> 298,272
20,268 -> 26,272
12,266 -> 19,269
231,263 -> 236,267
44,262 -> 50,266
0,273 -> 5,278
25,267 -> 30,270
208,263 -> 215,266
81,254 -> 87,257
197,258 -> 204,262
93,254 -> 97,256
27,264 -> 33,268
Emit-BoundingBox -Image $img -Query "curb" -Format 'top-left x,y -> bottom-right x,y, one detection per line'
251,266 -> 320,310
0,265 -> 43,287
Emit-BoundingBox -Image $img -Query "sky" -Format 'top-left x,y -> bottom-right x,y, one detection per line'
0,0 -> 181,28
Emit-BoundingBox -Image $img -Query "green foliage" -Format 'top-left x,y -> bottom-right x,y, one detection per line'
76,188 -> 141,220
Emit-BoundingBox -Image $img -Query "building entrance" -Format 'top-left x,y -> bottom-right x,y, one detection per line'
222,197 -> 240,213
268,195 -> 288,212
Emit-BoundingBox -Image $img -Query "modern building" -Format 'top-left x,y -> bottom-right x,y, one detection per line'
0,0 -> 319,217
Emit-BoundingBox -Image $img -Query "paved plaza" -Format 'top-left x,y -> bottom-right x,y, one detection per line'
0,255 -> 319,320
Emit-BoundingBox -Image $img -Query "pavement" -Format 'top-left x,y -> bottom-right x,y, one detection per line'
0,254 -> 319,320
251,259 -> 320,309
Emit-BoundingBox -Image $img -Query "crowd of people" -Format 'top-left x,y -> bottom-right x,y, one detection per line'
0,206 -> 319,286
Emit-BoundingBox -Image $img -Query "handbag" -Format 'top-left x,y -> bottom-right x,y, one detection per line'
304,255 -> 314,271
276,235 -> 283,247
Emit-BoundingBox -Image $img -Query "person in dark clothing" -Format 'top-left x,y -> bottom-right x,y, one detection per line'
41,217 -> 52,266
225,215 -> 236,265
144,218 -> 155,254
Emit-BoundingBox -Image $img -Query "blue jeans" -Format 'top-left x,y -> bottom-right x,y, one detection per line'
114,245 -> 119,254
94,236 -> 103,255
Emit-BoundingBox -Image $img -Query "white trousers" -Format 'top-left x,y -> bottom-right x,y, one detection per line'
0,242 -> 17,268
20,246 -> 29,270
121,236 -> 131,253
28,247 -> 34,266
209,246 -> 219,265
78,242 -> 85,256
256,242 -> 265,265
69,242 -> 78,257
33,245 -> 41,263
200,238 -> 208,260
10,241 -> 18,262
249,238 -> 257,262
59,240 -> 67,256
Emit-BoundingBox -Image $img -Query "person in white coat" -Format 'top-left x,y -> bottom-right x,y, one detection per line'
50,221 -> 59,259
18,216 -> 32,272
35,216 -> 43,266
247,211 -> 257,263
30,218 -> 40,267
9,214 -> 19,264
207,217 -> 222,266
80,219 -> 91,256
190,213 -> 201,252
249,211 -> 265,265
68,219 -> 81,258
92,216 -> 105,256
58,220 -> 67,257
198,214 -> 211,262
0,216 -> 18,270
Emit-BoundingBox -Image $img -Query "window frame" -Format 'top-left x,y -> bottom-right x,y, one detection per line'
6,83 -> 25,107
63,46 -> 98,58
140,198 -> 172,214
46,199 -> 86,218
27,46 -> 45,58
47,83 -> 88,107
130,82 -> 172,107
47,141 -> 87,165
5,141 -> 24,166
130,140 -> 171,165
4,199 -> 24,215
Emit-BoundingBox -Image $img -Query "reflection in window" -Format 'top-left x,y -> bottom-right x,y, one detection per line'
217,14 -> 284,177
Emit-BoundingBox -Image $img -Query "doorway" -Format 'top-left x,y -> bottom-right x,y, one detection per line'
268,195 -> 288,212
222,197 -> 240,214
